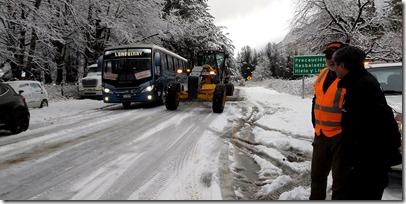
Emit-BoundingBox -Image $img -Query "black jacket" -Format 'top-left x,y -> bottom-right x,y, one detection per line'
337,69 -> 401,170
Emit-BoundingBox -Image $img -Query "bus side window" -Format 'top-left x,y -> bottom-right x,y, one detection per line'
167,56 -> 174,71
162,53 -> 168,71
175,58 -> 179,71
173,57 -> 177,71
154,52 -> 161,76
173,57 -> 177,72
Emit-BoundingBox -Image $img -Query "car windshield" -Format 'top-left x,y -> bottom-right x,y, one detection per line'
196,51 -> 225,70
88,67 -> 100,73
367,66 -> 402,94
86,66 -> 101,76
197,53 -> 216,68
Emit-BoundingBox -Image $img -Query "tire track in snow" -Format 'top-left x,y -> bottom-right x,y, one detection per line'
93,106 -> 220,200
0,107 -> 168,169
70,153 -> 145,200
226,93 -> 312,200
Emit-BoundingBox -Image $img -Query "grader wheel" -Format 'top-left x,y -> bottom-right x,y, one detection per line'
212,84 -> 226,113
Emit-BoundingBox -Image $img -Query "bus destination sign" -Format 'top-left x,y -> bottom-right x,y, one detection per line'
105,49 -> 152,59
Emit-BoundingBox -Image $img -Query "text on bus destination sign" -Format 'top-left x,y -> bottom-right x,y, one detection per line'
114,51 -> 143,57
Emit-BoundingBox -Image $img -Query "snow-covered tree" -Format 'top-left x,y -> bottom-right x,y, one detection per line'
236,46 -> 258,79
162,0 -> 234,63
287,0 -> 402,62
0,0 -> 234,83
251,55 -> 271,81
265,42 -> 285,77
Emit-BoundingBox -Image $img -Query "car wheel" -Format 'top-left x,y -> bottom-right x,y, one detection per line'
40,99 -> 48,108
10,109 -> 30,134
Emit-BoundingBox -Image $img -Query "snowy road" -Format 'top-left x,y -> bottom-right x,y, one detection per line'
0,101 -> 233,200
0,84 -> 401,200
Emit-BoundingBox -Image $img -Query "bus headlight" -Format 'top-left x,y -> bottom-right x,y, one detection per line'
142,85 -> 154,92
104,88 -> 111,93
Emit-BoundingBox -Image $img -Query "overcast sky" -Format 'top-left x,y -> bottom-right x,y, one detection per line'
207,0 -> 295,55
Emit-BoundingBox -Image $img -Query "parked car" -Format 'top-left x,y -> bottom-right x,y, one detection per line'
4,80 -> 49,108
78,64 -> 102,99
366,62 -> 403,171
0,82 -> 30,134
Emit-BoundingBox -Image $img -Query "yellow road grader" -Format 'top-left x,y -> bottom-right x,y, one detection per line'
163,50 -> 234,113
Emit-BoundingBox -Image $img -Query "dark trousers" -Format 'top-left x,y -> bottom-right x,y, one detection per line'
343,166 -> 388,200
310,132 -> 346,200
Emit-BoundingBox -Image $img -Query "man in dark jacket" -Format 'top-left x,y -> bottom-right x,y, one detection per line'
333,46 -> 402,200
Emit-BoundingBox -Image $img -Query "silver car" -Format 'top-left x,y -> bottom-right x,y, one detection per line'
366,62 -> 402,171
4,80 -> 49,108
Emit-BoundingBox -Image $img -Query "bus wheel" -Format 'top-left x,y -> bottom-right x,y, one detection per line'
122,102 -> 131,109
165,83 -> 180,110
212,84 -> 226,113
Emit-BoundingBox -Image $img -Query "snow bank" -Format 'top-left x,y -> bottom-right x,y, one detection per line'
245,76 -> 317,98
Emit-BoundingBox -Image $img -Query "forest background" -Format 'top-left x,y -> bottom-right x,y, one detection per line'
0,0 -> 402,83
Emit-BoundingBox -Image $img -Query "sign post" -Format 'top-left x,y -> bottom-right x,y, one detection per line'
293,55 -> 326,99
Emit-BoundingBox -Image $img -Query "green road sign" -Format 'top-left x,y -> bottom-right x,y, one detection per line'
293,55 -> 326,75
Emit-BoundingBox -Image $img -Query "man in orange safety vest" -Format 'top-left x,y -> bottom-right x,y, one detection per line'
310,42 -> 347,200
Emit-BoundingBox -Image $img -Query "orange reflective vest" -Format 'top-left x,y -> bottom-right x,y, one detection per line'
314,68 -> 346,137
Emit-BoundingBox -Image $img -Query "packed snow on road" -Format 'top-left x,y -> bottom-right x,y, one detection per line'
0,78 -> 401,200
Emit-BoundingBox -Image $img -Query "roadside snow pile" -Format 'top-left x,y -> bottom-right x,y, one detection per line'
45,83 -> 80,102
259,175 -> 293,195
243,76 -> 317,98
29,99 -> 106,128
279,186 -> 310,200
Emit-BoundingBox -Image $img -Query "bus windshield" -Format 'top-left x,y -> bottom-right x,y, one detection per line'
103,48 -> 152,81
105,58 -> 151,75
